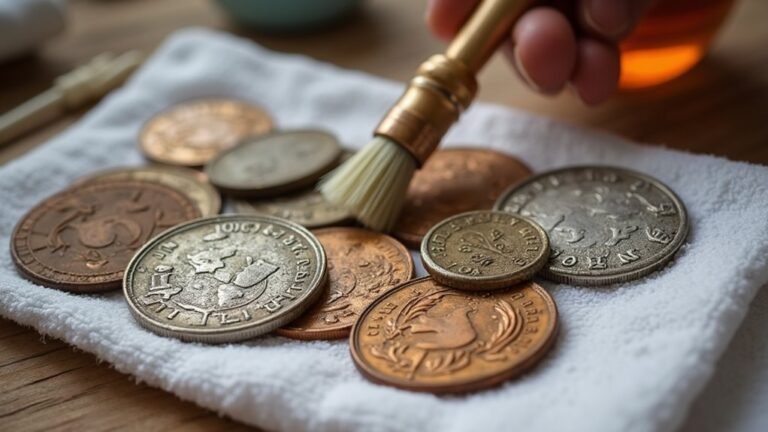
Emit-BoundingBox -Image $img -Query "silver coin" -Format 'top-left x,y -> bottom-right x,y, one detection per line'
123,214 -> 327,343
233,188 -> 353,229
494,166 -> 688,285
205,129 -> 342,198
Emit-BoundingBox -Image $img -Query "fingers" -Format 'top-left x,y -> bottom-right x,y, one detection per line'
510,8 -> 577,94
579,0 -> 655,40
425,0 -> 479,41
571,38 -> 620,105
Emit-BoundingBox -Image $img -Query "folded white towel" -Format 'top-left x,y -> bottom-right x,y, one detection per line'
0,0 -> 67,62
1,28 -> 767,432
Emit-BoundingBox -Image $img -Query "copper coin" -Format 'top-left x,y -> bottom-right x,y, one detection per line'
351,277 -> 558,394
11,181 -> 201,292
77,166 -> 221,216
421,211 -> 550,290
392,148 -> 532,248
277,228 -> 414,340
140,99 -> 273,167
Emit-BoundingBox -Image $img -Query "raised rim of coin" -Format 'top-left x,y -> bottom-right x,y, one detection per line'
420,210 -> 550,290
493,165 -> 689,285
350,277 -> 559,394
123,214 -> 327,343
205,129 -> 342,198
276,227 -> 415,340
76,166 -> 222,217
139,98 -> 273,167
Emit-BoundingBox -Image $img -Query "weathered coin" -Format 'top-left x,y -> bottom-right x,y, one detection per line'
11,181 -> 201,292
140,99 -> 272,167
123,214 -> 327,343
205,130 -> 342,198
233,189 -> 352,228
277,228 -> 414,340
392,148 -> 532,248
351,277 -> 558,394
78,166 -> 221,216
420,210 -> 549,290
494,166 -> 689,285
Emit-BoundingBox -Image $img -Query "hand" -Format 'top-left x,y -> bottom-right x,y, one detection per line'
426,0 -> 655,104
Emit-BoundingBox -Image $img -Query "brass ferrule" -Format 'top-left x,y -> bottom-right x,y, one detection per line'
375,55 -> 477,166
374,0 -> 533,167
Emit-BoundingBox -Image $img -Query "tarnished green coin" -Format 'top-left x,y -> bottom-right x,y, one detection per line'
420,210 -> 550,290
78,166 -> 221,217
123,214 -> 327,343
494,166 -> 689,286
205,130 -> 342,198
233,188 -> 352,229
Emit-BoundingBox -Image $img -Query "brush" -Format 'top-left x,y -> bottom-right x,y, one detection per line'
320,0 -> 534,232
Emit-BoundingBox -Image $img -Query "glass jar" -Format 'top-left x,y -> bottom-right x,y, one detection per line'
619,0 -> 737,89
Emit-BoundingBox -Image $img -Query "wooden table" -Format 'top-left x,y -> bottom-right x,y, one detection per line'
1,0 -> 766,429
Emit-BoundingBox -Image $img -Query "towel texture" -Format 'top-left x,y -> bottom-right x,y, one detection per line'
1,29 -> 767,432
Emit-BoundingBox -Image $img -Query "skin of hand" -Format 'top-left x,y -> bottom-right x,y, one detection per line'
426,0 -> 655,105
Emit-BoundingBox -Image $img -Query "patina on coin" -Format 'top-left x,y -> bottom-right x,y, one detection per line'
140,99 -> 272,167
392,148 -> 532,248
277,228 -> 414,340
205,130 -> 342,198
233,189 -> 352,229
11,181 -> 201,292
123,215 -> 327,343
78,166 -> 221,216
421,211 -> 549,290
351,277 -> 558,394
495,166 -> 689,285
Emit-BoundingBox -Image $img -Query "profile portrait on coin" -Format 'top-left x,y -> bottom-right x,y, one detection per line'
495,166 -> 688,285
351,278 -> 558,394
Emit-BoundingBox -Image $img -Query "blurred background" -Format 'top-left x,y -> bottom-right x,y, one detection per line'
1,0 -> 767,164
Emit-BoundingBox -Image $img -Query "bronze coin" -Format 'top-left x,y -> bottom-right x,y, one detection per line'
392,148 -> 532,248
77,166 -> 221,216
277,228 -> 414,340
11,181 -> 201,292
420,210 -> 550,290
140,99 -> 273,167
350,277 -> 558,394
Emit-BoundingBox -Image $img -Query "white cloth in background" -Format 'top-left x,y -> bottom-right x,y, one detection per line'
1,28 -> 767,432
0,0 -> 67,61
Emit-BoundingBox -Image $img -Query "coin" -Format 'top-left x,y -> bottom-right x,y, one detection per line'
140,99 -> 272,167
233,189 -> 352,228
277,228 -> 414,340
350,277 -> 558,393
11,181 -> 201,292
420,210 -> 549,290
392,148 -> 532,248
205,130 -> 342,198
123,214 -> 327,343
494,166 -> 689,285
78,166 -> 221,216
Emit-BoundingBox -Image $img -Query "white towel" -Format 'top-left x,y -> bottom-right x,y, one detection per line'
0,0 -> 67,62
1,28 -> 767,432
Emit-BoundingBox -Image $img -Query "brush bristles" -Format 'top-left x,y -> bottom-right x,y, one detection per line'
320,136 -> 416,232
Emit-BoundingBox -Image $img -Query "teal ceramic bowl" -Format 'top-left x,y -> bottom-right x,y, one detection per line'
215,0 -> 362,32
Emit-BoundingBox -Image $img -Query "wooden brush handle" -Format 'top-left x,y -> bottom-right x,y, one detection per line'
447,0 -> 534,73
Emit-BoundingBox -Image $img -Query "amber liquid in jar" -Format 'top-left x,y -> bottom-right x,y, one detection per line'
619,0 -> 736,89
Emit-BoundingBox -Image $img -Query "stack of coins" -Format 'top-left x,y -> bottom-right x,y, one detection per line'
9,96 -> 690,396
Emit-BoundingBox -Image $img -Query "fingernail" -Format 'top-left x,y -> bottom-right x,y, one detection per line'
583,0 -> 632,39
510,45 -> 542,93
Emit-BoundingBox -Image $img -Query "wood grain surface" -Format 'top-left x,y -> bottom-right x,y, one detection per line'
1,0 -> 766,430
